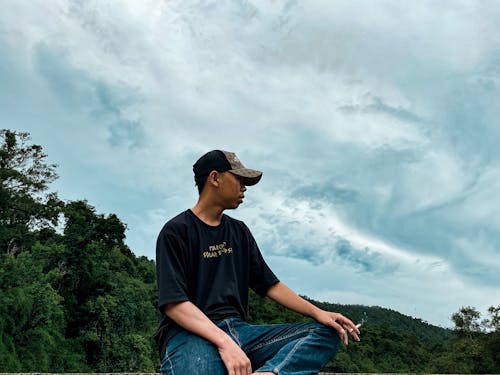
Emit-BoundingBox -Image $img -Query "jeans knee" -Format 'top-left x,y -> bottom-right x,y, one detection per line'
161,331 -> 226,375
162,349 -> 226,375
312,323 -> 341,353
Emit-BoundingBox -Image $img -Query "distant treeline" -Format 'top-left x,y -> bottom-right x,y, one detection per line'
1,129 -> 499,373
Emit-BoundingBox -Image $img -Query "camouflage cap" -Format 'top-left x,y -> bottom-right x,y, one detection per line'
193,150 -> 263,186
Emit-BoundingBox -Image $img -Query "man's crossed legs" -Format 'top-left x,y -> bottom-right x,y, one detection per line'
161,318 -> 340,375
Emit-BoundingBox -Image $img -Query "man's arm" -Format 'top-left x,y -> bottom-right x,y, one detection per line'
265,281 -> 360,345
163,301 -> 252,375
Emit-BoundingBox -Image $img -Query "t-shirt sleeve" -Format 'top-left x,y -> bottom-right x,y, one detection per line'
156,227 -> 190,313
247,230 -> 279,297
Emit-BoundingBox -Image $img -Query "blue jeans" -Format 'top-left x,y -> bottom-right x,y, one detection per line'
161,318 -> 340,375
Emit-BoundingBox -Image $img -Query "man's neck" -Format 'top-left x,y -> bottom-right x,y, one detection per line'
191,201 -> 224,226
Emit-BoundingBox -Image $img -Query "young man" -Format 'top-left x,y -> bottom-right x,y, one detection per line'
155,150 -> 360,375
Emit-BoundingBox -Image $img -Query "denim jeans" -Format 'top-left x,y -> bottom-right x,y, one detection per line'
161,318 -> 340,375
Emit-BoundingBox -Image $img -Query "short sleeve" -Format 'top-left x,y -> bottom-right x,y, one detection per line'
156,228 -> 190,313
247,231 -> 279,296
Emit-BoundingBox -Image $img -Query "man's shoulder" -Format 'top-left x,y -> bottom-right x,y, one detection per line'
159,210 -> 192,236
223,214 -> 251,233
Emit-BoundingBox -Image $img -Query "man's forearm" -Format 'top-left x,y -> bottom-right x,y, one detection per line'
265,281 -> 321,319
163,301 -> 231,348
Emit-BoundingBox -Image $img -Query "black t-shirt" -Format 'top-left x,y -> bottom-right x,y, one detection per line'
155,209 -> 279,352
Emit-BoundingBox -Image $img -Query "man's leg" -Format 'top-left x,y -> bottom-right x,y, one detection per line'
221,319 -> 340,375
160,329 -> 226,375
251,323 -> 339,375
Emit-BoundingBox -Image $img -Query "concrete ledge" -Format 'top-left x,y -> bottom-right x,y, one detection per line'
0,372 -> 495,375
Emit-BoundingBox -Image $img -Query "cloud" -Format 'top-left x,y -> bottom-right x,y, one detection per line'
291,183 -> 359,206
33,45 -> 145,148
1,0 -> 500,327
265,253 -> 492,328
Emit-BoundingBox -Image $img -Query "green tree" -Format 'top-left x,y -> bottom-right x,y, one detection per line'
484,305 -> 500,331
451,306 -> 483,335
430,305 -> 500,374
1,130 -> 159,372
483,306 -> 500,373
0,129 -> 62,253
58,200 -> 158,371
0,249 -> 87,372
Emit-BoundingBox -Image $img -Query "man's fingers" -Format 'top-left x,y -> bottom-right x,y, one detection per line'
234,359 -> 251,375
330,320 -> 349,345
229,362 -> 251,375
342,323 -> 361,341
340,316 -> 360,334
219,345 -> 252,375
346,326 -> 361,342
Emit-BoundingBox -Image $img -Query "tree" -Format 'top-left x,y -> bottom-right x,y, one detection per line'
432,305 -> 500,374
484,305 -> 500,332
451,306 -> 482,336
0,249 -> 87,372
0,129 -> 62,253
483,306 -> 500,373
57,200 -> 158,371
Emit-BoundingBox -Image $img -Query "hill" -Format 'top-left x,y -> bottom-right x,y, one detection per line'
248,290 -> 453,373
310,300 -> 452,346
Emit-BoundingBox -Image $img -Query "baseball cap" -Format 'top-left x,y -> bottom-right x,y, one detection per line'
193,150 -> 263,186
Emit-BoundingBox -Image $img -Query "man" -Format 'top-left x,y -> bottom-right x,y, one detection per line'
155,150 -> 360,375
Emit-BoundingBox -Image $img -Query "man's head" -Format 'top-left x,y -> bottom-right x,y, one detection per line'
193,150 -> 262,195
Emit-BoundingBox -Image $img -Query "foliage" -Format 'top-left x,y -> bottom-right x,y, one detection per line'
452,306 -> 482,334
428,305 -> 500,374
249,292 -> 454,373
249,292 -> 500,373
0,129 -> 62,254
0,129 -> 498,373
0,130 -> 158,372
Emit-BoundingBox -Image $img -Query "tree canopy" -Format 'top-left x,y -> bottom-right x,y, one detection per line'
0,129 -> 62,255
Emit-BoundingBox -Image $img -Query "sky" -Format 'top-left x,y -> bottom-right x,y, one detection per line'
1,0 -> 500,328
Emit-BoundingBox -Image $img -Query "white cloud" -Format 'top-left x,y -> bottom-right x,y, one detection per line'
251,192 -> 442,267
268,253 -> 495,328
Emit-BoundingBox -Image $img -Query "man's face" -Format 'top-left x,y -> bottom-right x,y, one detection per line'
217,171 -> 247,209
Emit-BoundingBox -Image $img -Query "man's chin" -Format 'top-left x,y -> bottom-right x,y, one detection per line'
231,201 -> 242,209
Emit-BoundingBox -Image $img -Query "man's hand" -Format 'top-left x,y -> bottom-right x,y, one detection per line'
217,335 -> 252,375
265,282 -> 361,345
164,301 -> 252,374
314,310 -> 360,345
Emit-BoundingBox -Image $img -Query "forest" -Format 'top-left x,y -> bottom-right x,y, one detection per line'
1,129 -> 499,373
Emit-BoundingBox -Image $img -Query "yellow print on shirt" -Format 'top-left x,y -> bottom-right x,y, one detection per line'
203,242 -> 233,259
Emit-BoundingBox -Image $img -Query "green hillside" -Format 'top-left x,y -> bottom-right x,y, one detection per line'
1,129 -> 499,373
248,291 -> 457,373
309,301 -> 452,346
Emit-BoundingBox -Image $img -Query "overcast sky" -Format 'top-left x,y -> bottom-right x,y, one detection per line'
1,0 -> 500,328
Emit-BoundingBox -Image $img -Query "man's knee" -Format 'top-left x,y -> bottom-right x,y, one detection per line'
161,331 -> 226,375
311,322 -> 341,353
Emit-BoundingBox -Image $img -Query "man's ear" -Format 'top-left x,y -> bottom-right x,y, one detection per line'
207,170 -> 219,187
